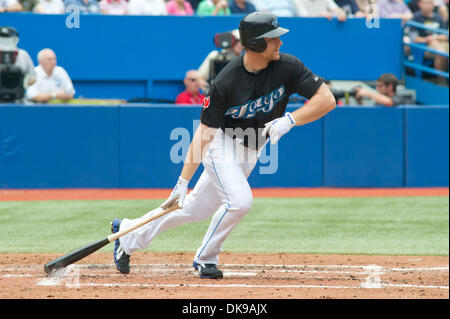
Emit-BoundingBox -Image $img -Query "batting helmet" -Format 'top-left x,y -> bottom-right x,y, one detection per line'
239,12 -> 289,53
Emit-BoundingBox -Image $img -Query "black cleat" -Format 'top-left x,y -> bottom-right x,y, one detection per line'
111,219 -> 130,274
193,262 -> 223,279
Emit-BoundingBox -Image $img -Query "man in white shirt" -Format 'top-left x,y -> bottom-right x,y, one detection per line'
127,0 -> 167,15
0,0 -> 23,11
26,48 -> 75,103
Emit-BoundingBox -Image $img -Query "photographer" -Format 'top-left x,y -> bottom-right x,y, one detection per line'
354,73 -> 402,107
0,26 -> 28,103
197,29 -> 243,91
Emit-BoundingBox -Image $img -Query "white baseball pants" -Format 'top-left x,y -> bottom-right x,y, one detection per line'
118,129 -> 261,265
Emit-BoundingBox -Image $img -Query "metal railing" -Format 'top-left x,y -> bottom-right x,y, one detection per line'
403,20 -> 449,79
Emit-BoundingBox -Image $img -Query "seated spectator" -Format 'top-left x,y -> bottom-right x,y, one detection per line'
0,0 -> 23,11
354,73 -> 406,106
229,0 -> 257,14
377,0 -> 413,22
408,0 -> 448,26
38,0 -> 65,13
252,0 -> 297,17
196,0 -> 230,15
17,0 -> 41,11
334,0 -> 367,17
64,0 -> 100,13
294,0 -> 348,21
166,0 -> 194,15
355,0 -> 377,14
26,48 -> 75,103
197,29 -> 243,90
99,0 -> 127,14
175,70 -> 205,105
127,0 -> 167,15
408,0 -> 448,81
187,0 -> 201,11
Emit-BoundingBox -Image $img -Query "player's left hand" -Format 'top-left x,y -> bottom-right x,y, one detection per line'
161,176 -> 189,209
262,112 -> 296,145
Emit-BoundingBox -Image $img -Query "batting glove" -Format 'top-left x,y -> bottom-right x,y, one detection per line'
161,176 -> 189,209
262,112 -> 296,145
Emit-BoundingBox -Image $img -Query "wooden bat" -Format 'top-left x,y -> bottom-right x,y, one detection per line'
44,203 -> 181,275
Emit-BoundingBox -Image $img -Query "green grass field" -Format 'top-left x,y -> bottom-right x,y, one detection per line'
0,196 -> 448,256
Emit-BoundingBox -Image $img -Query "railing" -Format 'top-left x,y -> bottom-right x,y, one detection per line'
403,20 -> 449,79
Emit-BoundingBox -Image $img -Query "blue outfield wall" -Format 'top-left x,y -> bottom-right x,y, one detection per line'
1,13 -> 402,100
0,105 -> 448,189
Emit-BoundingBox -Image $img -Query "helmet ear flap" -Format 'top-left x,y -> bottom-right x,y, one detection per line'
249,38 -> 267,53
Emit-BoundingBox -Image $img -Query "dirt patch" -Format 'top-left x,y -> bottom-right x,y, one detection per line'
0,252 -> 447,299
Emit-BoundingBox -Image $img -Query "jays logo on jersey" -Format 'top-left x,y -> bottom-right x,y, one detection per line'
225,86 -> 285,119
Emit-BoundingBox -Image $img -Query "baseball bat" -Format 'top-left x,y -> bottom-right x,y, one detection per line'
43,203 -> 181,275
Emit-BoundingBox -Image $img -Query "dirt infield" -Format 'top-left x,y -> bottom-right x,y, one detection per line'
0,188 -> 448,299
0,252 -> 448,299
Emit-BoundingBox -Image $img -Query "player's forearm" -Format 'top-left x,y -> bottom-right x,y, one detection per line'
180,123 -> 217,181
291,84 -> 336,126
367,91 -> 394,107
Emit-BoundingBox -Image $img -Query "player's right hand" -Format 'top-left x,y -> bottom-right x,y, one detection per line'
161,176 -> 189,209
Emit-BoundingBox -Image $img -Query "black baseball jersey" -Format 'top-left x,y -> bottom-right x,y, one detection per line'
200,53 -> 324,149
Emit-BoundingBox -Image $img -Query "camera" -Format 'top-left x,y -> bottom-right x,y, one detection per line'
0,26 -> 25,102
331,88 -> 358,100
209,31 -> 239,84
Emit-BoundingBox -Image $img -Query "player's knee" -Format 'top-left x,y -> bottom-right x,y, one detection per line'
229,191 -> 253,214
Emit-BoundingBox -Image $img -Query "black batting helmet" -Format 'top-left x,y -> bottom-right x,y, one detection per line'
239,12 -> 289,53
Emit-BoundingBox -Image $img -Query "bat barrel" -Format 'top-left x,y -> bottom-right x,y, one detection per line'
44,238 -> 110,274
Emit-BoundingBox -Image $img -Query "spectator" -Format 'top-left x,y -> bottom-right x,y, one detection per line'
354,73 -> 406,106
0,0 -> 23,11
408,0 -> 448,26
99,0 -> 127,14
26,48 -> 75,103
38,0 -> 65,13
229,0 -> 257,14
355,0 -> 377,14
175,70 -> 205,104
197,29 -> 243,90
166,0 -> 194,15
127,0 -> 167,15
334,0 -> 367,16
251,0 -> 297,17
377,0 -> 413,22
293,0 -> 348,21
18,0 -> 42,11
64,0 -> 100,13
187,0 -> 201,11
196,0 -> 230,15
408,0 -> 448,81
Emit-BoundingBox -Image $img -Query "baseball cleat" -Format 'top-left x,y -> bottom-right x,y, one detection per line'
193,262 -> 223,279
111,219 -> 130,274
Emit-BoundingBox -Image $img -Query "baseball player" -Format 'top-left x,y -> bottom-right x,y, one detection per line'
111,12 -> 336,279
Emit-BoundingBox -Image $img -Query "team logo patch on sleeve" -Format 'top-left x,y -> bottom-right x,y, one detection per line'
202,96 -> 210,109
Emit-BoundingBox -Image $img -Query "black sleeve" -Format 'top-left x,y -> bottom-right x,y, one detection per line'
200,83 -> 226,128
292,59 -> 324,99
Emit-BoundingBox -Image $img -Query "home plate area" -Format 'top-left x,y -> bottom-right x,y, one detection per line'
0,252 -> 448,299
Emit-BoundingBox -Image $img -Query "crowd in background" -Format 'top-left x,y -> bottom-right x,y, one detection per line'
0,0 -> 448,26
1,0 -> 448,105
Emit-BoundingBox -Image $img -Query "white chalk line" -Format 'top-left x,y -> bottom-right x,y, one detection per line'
1,263 -> 447,291
37,282 -> 449,290
1,263 -> 448,272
